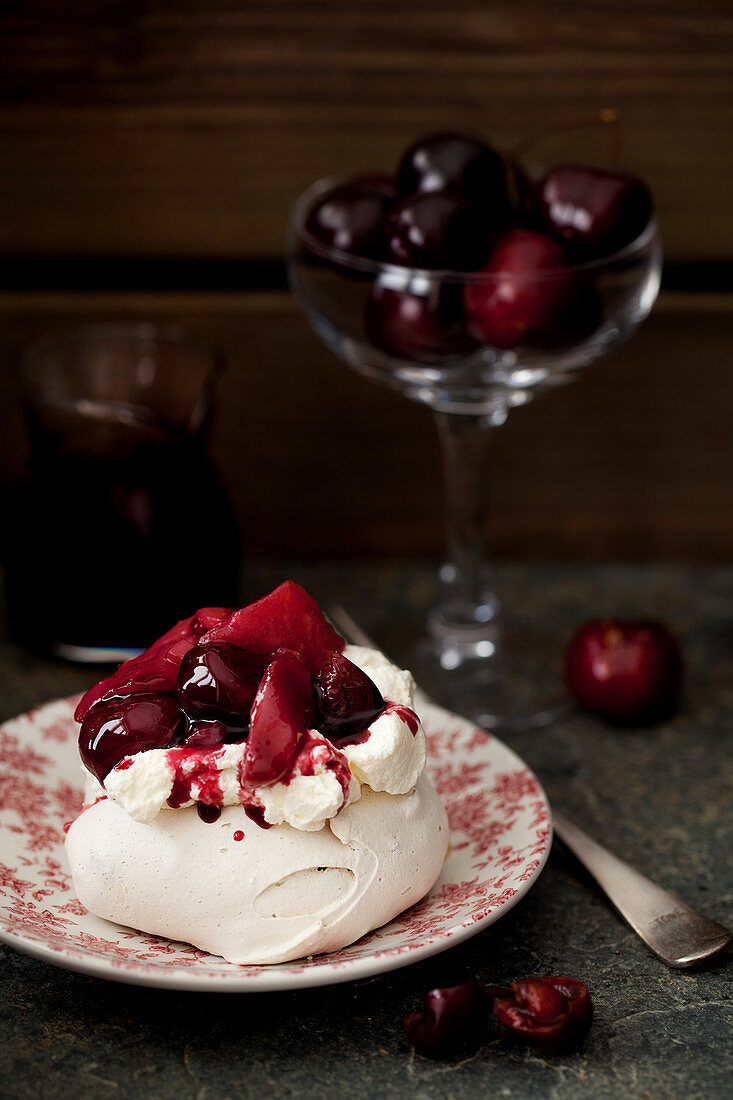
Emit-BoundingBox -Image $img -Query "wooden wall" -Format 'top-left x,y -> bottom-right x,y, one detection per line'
1,1 -> 732,561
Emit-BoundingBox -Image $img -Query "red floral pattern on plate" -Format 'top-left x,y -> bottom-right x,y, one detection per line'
0,695 -> 552,992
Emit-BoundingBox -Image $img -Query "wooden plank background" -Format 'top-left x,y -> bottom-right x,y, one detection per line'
1,0 -> 732,261
0,1 -> 731,563
1,289 -> 731,562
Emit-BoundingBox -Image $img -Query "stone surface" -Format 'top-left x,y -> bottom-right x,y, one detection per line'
0,563 -> 731,1099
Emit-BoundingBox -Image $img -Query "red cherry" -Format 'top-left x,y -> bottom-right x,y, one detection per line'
539,164 -> 653,259
305,179 -> 394,260
176,643 -> 264,720
314,651 -> 384,737
396,131 -> 511,222
176,718 -> 248,748
239,648 -> 314,787
79,693 -> 185,782
464,229 -> 577,350
403,981 -> 488,1057
384,190 -> 491,271
365,281 -> 476,362
491,976 -> 592,1053
566,618 -> 682,719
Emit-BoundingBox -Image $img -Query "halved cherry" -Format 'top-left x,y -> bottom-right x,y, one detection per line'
200,581 -> 343,673
403,981 -> 488,1057
239,648 -> 315,787
490,976 -> 592,1052
314,651 -> 384,737
79,692 -> 186,782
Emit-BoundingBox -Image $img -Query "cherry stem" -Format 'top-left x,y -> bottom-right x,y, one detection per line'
509,107 -> 621,170
428,411 -> 502,658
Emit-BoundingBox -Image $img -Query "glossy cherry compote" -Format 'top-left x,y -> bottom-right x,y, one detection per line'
176,642 -> 264,719
314,650 -> 385,739
239,648 -> 315,787
79,693 -> 186,783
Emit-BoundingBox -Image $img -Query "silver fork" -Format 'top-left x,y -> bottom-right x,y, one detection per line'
330,605 -> 732,969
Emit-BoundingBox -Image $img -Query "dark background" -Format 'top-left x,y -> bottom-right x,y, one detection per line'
1,0 -> 731,562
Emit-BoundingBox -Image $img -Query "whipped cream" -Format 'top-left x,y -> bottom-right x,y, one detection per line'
98,646 -> 427,832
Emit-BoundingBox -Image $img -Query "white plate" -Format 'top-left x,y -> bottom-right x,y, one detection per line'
0,695 -> 551,992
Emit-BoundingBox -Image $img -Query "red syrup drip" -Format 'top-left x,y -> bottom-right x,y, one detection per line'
384,701 -> 420,735
324,752 -> 353,801
294,732 -> 353,805
197,802 -> 222,824
244,805 -> 272,830
165,746 -> 225,810
233,830 -> 245,841
116,757 -> 134,771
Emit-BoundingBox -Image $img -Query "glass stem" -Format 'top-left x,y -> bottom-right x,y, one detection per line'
429,410 -> 502,654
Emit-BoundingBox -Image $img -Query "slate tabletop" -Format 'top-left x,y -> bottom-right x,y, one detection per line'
0,562 -> 731,1100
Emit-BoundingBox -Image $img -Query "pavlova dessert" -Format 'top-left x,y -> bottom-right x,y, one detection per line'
65,582 -> 448,964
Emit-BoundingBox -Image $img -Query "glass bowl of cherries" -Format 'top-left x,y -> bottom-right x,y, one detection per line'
287,127 -> 662,733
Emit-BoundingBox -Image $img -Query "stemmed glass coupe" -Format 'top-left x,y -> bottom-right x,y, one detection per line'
287,143 -> 661,733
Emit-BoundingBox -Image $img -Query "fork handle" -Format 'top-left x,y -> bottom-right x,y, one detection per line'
553,811 -> 732,968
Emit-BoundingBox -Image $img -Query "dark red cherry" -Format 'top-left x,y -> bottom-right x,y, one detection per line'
540,164 -> 653,259
464,229 -> 576,349
177,643 -> 264,720
79,693 -> 185,782
384,190 -> 491,270
566,618 -> 682,719
366,280 -> 476,362
304,180 -> 394,259
239,648 -> 314,787
176,718 -> 248,748
491,976 -> 592,1053
314,651 -> 385,737
403,981 -> 488,1058
397,131 -> 511,220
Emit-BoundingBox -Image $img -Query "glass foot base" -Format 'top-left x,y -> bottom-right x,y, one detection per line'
415,640 -> 569,734
367,616 -> 570,736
